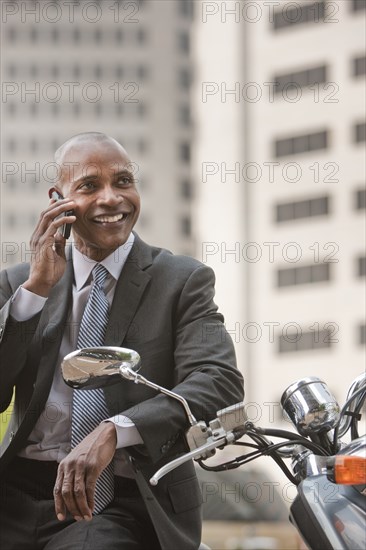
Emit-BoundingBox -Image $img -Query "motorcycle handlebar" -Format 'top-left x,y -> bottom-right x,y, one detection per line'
149,422 -> 246,485
149,373 -> 366,486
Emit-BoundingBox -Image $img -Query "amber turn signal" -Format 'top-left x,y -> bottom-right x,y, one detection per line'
330,456 -> 366,485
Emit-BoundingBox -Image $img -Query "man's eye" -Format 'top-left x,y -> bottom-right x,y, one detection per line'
117,177 -> 132,186
80,181 -> 96,190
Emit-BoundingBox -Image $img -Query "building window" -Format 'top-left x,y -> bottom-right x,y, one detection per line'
277,263 -> 331,288
355,188 -> 366,210
26,174 -> 38,190
275,130 -> 328,157
52,103 -> 60,117
137,29 -> 146,43
137,66 -> 148,79
137,103 -> 147,117
179,105 -> 190,126
353,55 -> 366,77
30,28 -> 38,43
359,324 -> 366,345
273,1 -> 325,31
181,179 -> 192,200
51,28 -> 60,42
274,65 -> 327,95
179,68 -> 191,89
30,139 -> 38,153
179,31 -> 190,54
5,213 -> 16,228
73,102 -> 81,116
116,66 -> 124,79
30,65 -> 38,78
179,0 -> 193,17
7,64 -> 17,77
181,216 -> 191,237
51,65 -> 60,78
115,103 -> 124,116
351,0 -> 366,12
354,122 -> 366,143
278,328 -> 332,353
7,139 -> 16,153
5,176 -> 16,192
73,65 -> 81,78
116,29 -> 123,42
7,27 -> 16,42
73,28 -> 81,43
180,142 -> 190,163
30,103 -> 39,117
357,256 -> 366,277
276,196 -> 329,222
137,139 -> 147,154
8,102 -> 17,117
29,213 -> 38,227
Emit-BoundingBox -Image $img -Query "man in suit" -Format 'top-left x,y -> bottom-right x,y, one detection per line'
0,132 -> 244,550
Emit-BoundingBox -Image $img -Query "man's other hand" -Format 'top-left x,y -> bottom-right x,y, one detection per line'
54,422 -> 117,522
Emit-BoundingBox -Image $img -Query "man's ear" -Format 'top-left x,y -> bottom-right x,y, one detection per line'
48,187 -> 63,200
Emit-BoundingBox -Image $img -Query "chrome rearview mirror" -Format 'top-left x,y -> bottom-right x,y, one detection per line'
61,347 -> 141,390
62,346 -> 197,426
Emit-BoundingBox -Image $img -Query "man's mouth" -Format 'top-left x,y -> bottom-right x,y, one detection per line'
93,213 -> 127,224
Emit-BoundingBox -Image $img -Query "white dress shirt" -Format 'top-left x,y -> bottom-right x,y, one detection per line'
11,233 -> 143,476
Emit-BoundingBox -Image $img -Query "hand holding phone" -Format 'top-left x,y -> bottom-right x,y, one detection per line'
49,190 -> 74,239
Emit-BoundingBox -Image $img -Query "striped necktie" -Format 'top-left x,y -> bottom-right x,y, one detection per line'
71,263 -> 114,514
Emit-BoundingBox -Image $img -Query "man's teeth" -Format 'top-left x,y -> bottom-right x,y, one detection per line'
94,214 -> 125,223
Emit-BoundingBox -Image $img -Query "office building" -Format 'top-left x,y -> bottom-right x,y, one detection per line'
194,0 -> 366,420
1,0 -> 195,266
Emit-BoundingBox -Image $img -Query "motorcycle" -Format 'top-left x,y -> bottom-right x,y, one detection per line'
62,347 -> 366,550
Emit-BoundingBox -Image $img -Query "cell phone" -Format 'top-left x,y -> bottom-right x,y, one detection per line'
49,190 -> 74,239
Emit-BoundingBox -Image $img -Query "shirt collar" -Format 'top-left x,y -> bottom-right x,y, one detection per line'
73,232 -> 135,291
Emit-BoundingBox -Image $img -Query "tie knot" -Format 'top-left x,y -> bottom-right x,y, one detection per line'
92,264 -> 109,288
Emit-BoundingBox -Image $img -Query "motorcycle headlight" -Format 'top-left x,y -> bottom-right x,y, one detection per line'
281,377 -> 340,435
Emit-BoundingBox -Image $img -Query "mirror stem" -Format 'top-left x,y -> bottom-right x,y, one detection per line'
120,367 -> 197,426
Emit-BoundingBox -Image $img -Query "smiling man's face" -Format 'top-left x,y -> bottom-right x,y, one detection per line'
55,137 -> 140,260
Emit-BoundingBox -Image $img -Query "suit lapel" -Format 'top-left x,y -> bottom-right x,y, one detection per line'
105,234 -> 152,347
104,235 -> 153,413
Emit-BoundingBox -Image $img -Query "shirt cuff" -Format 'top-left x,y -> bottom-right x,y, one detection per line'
10,286 -> 47,321
103,415 -> 143,449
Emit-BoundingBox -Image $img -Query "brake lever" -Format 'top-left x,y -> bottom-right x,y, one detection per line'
149,425 -> 247,486
149,435 -> 229,486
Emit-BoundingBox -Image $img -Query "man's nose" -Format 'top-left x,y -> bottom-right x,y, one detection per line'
97,186 -> 123,205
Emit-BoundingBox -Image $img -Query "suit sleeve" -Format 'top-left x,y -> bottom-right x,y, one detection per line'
122,264 -> 244,464
0,269 -> 42,412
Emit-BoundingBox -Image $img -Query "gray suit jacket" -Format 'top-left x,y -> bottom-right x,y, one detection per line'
0,233 -> 244,550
